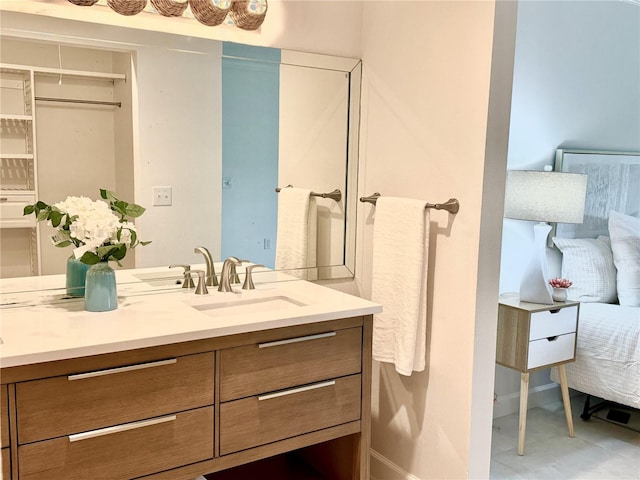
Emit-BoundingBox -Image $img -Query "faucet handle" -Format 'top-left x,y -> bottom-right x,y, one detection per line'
188,270 -> 208,295
169,264 -> 195,288
242,264 -> 265,290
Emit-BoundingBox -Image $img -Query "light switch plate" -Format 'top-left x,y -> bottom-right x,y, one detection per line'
152,186 -> 172,206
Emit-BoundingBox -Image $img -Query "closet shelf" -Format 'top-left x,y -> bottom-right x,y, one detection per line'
0,154 -> 34,160
1,63 -> 126,82
0,189 -> 36,195
0,114 -> 33,122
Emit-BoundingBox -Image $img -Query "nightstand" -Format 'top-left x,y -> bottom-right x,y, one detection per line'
496,294 -> 580,455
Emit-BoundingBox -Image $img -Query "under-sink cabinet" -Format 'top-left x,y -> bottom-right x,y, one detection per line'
0,315 -> 372,480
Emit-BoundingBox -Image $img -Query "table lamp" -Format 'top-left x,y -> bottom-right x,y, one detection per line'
504,169 -> 587,304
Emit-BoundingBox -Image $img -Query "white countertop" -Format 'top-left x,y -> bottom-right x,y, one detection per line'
0,267 -> 381,368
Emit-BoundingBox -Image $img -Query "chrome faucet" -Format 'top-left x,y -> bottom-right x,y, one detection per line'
218,257 -> 242,293
194,246 -> 218,287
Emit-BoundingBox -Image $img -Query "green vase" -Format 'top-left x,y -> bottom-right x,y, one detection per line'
84,262 -> 118,312
66,256 -> 91,297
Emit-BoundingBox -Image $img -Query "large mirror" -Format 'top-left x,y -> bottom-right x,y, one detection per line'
0,12 -> 361,291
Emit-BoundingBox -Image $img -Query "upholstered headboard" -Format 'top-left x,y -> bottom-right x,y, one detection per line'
553,148 -> 640,239
552,148 -> 640,305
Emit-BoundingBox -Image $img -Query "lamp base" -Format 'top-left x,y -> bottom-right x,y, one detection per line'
519,222 -> 554,305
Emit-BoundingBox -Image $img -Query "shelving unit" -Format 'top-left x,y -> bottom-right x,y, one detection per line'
1,65 -> 39,277
1,61 -> 127,277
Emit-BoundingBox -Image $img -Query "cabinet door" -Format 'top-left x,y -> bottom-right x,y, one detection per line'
17,352 -> 214,444
19,406 -> 213,480
1,384 -> 8,448
220,327 -> 362,401
220,374 -> 361,455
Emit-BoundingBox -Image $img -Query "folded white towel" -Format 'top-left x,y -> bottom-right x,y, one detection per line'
371,196 -> 429,375
275,187 -> 318,278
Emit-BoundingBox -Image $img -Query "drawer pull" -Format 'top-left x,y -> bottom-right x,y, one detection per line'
68,358 -> 177,381
258,331 -> 336,349
547,336 -> 559,341
0,197 -> 7,202
68,415 -> 176,442
258,380 -> 336,401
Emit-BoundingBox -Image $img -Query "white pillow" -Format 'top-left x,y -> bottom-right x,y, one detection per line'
552,236 -> 617,303
609,210 -> 640,307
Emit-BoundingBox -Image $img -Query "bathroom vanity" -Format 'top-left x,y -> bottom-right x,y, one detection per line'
0,269 -> 380,480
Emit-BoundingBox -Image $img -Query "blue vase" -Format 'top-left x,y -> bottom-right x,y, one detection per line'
66,256 -> 91,297
84,262 -> 118,312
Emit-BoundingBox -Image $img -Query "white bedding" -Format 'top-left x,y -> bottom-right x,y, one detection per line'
550,302 -> 640,408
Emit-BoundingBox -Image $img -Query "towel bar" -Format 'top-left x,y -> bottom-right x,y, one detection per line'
275,185 -> 342,202
359,193 -> 459,214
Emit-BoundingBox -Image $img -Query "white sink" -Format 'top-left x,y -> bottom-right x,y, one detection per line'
190,295 -> 306,316
133,271 -> 185,287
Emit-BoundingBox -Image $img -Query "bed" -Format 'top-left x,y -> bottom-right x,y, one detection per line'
549,148 -> 640,418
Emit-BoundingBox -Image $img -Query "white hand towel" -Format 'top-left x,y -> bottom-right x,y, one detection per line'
275,188 -> 318,277
371,196 -> 429,375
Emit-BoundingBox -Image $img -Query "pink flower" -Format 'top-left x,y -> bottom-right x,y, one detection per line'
549,278 -> 572,289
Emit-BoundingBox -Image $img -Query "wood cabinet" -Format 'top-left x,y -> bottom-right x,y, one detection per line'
0,315 -> 372,480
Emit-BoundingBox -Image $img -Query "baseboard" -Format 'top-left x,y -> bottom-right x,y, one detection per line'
493,382 -> 564,418
370,449 -> 421,480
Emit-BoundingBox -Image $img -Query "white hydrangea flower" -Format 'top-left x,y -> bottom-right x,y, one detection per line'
53,196 -> 122,253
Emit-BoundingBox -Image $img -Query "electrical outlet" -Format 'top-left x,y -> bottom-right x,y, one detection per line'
264,238 -> 271,250
152,186 -> 172,206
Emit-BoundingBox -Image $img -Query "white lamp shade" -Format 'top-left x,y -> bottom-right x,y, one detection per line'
504,170 -> 587,224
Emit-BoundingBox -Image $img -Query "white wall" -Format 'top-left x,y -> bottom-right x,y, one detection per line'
358,2 -> 514,478
495,0 -> 640,418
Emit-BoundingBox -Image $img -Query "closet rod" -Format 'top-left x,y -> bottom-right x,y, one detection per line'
35,97 -> 122,108
359,192 -> 460,214
275,185 -> 342,202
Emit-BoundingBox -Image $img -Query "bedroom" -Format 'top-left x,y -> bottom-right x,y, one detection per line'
492,0 -> 639,477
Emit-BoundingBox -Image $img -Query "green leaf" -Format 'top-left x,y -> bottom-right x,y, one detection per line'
49,210 -> 64,228
36,210 -> 50,222
140,241 -> 152,246
23,205 -> 35,215
79,252 -> 100,265
53,240 -> 72,248
100,189 -> 118,202
125,204 -> 145,218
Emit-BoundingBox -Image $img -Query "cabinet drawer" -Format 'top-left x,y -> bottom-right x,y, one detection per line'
220,327 -> 361,402
220,374 -> 361,455
0,194 -> 36,228
16,352 -> 214,444
1,384 -> 8,448
527,333 -> 576,369
18,406 -> 213,480
2,447 -> 10,480
529,306 -> 578,341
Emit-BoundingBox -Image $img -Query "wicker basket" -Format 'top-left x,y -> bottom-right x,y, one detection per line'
189,0 -> 231,26
230,0 -> 267,31
67,0 -> 99,5
150,0 -> 188,16
106,0 -> 148,15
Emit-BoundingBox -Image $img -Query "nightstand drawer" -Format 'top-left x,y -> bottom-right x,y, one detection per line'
529,306 -> 578,341
527,333 -> 576,369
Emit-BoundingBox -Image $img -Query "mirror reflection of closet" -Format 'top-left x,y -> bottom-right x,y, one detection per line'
0,39 -> 134,277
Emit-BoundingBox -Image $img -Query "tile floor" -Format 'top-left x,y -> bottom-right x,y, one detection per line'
490,395 -> 640,479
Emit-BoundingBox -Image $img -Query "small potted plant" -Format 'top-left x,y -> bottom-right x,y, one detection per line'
24,189 -> 150,311
549,278 -> 572,302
